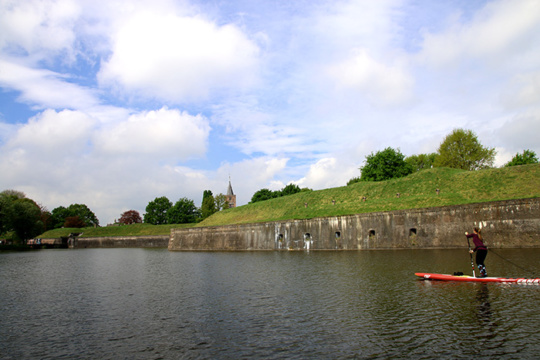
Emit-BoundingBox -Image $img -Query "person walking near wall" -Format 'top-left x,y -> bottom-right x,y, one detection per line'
466,227 -> 488,277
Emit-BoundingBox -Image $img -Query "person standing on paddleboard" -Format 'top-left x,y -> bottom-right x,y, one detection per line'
466,228 -> 488,277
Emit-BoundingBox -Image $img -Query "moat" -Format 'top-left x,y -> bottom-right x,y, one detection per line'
2,248 -> 540,359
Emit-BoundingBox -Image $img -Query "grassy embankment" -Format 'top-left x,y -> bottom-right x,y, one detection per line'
39,223 -> 193,238
40,164 -> 540,238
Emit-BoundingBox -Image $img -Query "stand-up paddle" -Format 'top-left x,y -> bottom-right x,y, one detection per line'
467,236 -> 476,278
415,233 -> 540,283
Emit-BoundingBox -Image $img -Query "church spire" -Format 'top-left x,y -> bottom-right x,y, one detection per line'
225,175 -> 236,208
227,175 -> 234,196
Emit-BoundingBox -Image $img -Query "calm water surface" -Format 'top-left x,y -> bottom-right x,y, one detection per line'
1,248 -> 539,359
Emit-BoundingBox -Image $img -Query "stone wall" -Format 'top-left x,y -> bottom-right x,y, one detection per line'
75,235 -> 169,248
169,198 -> 540,251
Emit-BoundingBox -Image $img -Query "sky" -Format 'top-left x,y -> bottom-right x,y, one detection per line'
1,0 -> 540,225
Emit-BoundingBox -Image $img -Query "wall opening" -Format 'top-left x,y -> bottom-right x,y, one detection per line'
304,233 -> 312,240
278,234 -> 284,241
369,230 -> 376,238
409,228 -> 418,246
335,231 -> 341,239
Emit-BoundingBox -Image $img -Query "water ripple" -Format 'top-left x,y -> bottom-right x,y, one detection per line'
1,249 -> 539,359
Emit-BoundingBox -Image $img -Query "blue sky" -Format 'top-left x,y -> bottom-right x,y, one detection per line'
1,0 -> 539,225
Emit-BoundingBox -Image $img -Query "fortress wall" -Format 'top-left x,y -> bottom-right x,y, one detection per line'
75,235 -> 169,248
169,198 -> 540,251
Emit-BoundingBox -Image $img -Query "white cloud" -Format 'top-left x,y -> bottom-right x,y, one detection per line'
296,157 -> 358,190
495,111 -> 540,153
501,72 -> 540,109
217,113 -> 311,156
0,59 -> 99,109
98,11 -> 261,102
0,109 -> 96,190
95,107 -> 210,159
419,0 -> 540,67
0,0 -> 80,59
6,109 -> 95,152
327,49 -> 413,106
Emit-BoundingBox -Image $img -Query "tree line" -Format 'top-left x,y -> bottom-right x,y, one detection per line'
141,190 -> 229,225
0,189 -> 230,244
347,128 -> 538,185
0,192 -> 102,244
250,183 -> 312,204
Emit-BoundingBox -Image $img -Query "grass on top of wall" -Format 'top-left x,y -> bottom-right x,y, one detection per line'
39,223 -> 192,239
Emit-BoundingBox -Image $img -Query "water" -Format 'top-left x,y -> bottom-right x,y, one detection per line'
1,248 -> 539,359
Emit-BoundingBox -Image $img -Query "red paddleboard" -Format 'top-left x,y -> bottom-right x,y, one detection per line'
415,273 -> 540,284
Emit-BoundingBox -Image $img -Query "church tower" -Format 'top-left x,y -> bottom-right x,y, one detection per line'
225,177 -> 236,208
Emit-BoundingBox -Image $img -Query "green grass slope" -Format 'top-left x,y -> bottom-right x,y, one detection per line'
199,164 -> 540,227
39,164 -> 539,238
39,223 -> 192,239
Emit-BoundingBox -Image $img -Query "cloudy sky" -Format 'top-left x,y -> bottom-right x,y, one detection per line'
1,0 -> 539,225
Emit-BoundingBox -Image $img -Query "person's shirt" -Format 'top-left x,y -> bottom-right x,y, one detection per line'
466,233 -> 487,251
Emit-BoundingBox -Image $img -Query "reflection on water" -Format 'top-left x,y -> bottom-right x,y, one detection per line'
476,283 -> 492,324
1,248 -> 539,359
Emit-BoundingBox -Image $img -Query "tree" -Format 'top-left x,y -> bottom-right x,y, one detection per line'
434,129 -> 496,170
50,206 -> 70,229
67,204 -> 99,227
281,183 -> 302,196
200,190 -> 216,219
250,188 -> 278,203
347,177 -> 361,186
504,150 -> 538,167
11,198 -> 44,243
39,204 -> 53,231
144,196 -> 172,225
119,210 -> 142,225
0,193 -> 15,235
64,216 -> 86,228
0,191 -> 44,243
1,189 -> 25,199
405,153 -> 438,172
50,204 -> 99,229
360,147 -> 413,182
167,198 -> 200,224
214,193 -> 229,211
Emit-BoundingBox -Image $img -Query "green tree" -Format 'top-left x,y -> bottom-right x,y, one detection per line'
49,204 -> 99,229
434,129 -> 496,170
347,177 -> 361,186
67,204 -> 99,227
143,196 -> 172,224
11,198 -> 44,243
504,150 -> 538,167
250,188 -> 278,203
281,183 -> 302,196
50,206 -> 70,229
0,193 -> 15,235
360,147 -> 413,182
1,189 -> 25,199
201,190 -> 216,219
167,198 -> 200,224
0,191 -> 44,243
214,193 -> 229,211
405,153 -> 438,172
